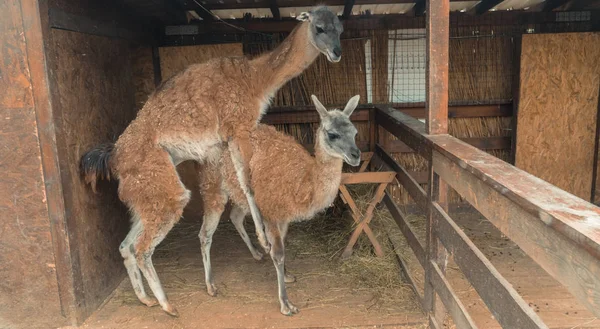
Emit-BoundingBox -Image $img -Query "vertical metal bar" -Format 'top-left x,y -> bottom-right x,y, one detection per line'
426,0 -> 449,135
426,0 -> 450,324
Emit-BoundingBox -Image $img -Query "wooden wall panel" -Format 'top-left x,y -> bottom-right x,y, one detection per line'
0,0 -> 64,327
47,29 -> 137,320
515,32 -> 600,201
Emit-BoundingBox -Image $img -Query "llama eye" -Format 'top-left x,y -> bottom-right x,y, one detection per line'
316,27 -> 325,34
327,132 -> 340,140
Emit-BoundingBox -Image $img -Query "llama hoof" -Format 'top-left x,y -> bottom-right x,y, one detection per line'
162,304 -> 179,317
280,301 -> 299,316
252,250 -> 264,261
260,240 -> 271,254
284,273 -> 296,283
207,283 -> 218,297
140,297 -> 159,307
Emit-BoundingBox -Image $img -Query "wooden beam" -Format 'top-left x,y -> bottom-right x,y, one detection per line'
412,0 -> 426,16
592,85 -> 600,203
382,136 -> 510,153
180,0 -> 451,10
269,0 -> 281,20
262,108 -> 369,124
430,137 -> 600,318
375,144 -> 428,210
429,261 -> 478,329
426,0 -> 449,134
48,7 -> 151,42
535,0 -> 574,11
383,193 -> 426,266
177,0 -> 215,21
468,0 -> 504,15
343,0 -> 356,19
431,201 -> 548,328
375,105 -> 430,159
510,36 -> 521,165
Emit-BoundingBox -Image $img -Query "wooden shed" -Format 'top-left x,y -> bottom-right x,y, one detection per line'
1,0 -> 599,328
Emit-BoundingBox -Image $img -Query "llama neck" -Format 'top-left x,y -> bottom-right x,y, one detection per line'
312,132 -> 344,205
253,22 -> 320,94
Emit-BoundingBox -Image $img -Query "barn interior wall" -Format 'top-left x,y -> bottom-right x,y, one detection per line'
515,32 -> 600,201
0,0 -> 64,327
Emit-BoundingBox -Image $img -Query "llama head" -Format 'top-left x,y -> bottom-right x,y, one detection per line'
311,94 -> 361,166
297,6 -> 343,63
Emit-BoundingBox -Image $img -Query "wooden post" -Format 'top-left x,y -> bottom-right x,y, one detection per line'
509,36 -> 522,165
424,0 -> 450,326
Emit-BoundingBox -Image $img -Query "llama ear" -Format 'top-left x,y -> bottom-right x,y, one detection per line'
297,11 -> 310,22
311,95 -> 328,118
342,95 -> 360,117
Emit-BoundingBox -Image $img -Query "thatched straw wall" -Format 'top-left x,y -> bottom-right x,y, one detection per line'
130,26 -> 515,206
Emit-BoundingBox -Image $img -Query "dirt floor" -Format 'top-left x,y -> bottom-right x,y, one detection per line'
73,186 -> 428,329
67,183 -> 600,329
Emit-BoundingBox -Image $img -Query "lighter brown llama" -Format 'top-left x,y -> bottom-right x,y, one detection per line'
79,6 -> 344,317
198,95 -> 361,315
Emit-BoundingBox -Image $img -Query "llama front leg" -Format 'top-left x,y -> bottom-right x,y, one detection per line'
227,136 -> 270,254
267,224 -> 299,316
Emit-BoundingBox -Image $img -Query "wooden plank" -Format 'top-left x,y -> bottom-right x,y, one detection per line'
515,33 -> 600,200
340,171 -> 396,185
269,0 -> 280,20
181,0 -> 435,10
425,0 -> 449,135
398,104 -> 512,118
431,201 -> 548,328
509,36 -> 521,165
302,141 -> 369,154
468,0 -> 504,15
593,85 -> 600,203
48,7 -> 150,42
383,136 -> 510,153
342,0 -> 355,19
265,103 -> 511,117
369,107 -> 377,152
387,235 -> 425,309
375,106 -> 431,159
383,193 -> 426,267
431,143 -> 600,318
0,0 -> 66,326
376,144 -> 428,210
429,261 -> 478,329
262,108 -> 369,124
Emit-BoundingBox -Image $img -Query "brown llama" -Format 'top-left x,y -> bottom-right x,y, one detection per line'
79,6 -> 344,317
198,95 -> 361,315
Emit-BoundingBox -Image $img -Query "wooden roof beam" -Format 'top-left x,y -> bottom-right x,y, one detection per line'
531,0 -> 573,11
467,0 -> 504,15
180,0 -> 464,10
343,0 -> 356,18
270,0 -> 281,20
411,0 -> 426,16
177,0 -> 215,21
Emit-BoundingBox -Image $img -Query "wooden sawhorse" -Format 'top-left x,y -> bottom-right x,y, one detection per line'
338,152 -> 396,259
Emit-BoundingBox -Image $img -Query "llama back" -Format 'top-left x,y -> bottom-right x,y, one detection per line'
211,124 -> 319,222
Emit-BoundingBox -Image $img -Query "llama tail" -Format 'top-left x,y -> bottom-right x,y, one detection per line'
80,143 -> 116,193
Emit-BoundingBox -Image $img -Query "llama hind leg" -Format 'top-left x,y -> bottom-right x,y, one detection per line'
119,220 -> 158,307
134,210 -> 185,317
230,205 -> 264,261
227,138 -> 270,254
199,208 -> 223,297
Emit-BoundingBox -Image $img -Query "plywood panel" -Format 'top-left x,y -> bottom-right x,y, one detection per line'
48,29 -> 137,320
515,33 -> 600,200
0,0 -> 64,327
